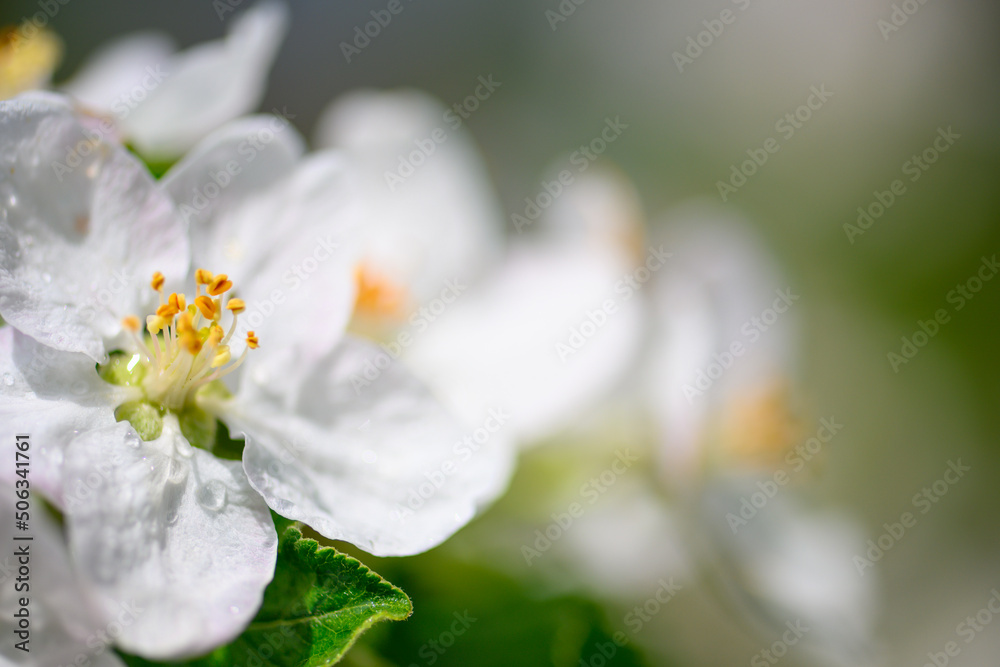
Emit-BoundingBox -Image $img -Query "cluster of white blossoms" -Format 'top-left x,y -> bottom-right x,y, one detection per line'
0,3 -> 649,664
0,3 -> 880,667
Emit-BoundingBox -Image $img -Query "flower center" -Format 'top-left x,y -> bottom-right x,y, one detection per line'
719,379 -> 801,468
116,269 -> 259,416
101,270 -> 258,447
353,263 -> 408,321
349,262 -> 412,340
0,25 -> 62,100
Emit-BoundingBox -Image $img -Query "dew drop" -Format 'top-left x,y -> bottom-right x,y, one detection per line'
229,605 -> 240,615
196,480 -> 228,511
175,437 -> 194,459
166,457 -> 188,484
2,372 -> 13,387
124,431 -> 141,449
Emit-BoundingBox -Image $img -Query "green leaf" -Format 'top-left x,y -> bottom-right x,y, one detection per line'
122,517 -> 412,667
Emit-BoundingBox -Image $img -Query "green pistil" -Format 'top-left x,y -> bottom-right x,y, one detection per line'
98,353 -> 236,450
114,400 -> 164,441
97,351 -> 146,387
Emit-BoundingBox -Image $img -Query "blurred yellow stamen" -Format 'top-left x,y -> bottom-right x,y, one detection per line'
211,346 -> 231,368
0,26 -> 62,100
353,263 -> 408,321
720,379 -> 801,467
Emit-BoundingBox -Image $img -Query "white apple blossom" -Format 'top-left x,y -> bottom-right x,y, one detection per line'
316,90 -> 646,444
646,206 -> 878,666
62,1 -> 288,160
0,92 -> 512,659
531,205 -> 877,666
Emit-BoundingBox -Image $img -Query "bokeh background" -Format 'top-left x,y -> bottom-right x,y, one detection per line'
4,0 -> 1000,665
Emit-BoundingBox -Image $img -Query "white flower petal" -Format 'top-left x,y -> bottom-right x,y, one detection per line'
160,114 -> 305,251
0,483 -> 125,667
316,89 -> 503,304
405,241 -> 646,444
123,2 -> 289,158
197,152 -> 362,395
0,92 -> 188,360
64,420 -> 277,660
227,335 -> 514,557
62,32 -> 176,112
0,327 -> 121,506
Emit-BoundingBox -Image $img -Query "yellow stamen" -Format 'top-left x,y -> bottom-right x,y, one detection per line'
146,315 -> 165,335
168,292 -> 186,312
120,268 -> 258,411
353,263 -> 408,321
179,332 -> 202,355
0,26 -> 62,100
208,274 -> 233,296
156,303 -> 178,318
211,346 -> 231,368
206,324 -> 223,347
720,379 -> 801,467
195,295 -> 218,321
175,309 -> 195,335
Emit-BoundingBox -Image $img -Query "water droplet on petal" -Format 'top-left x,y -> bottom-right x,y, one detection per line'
124,431 -> 141,449
41,272 -> 51,284
166,457 -> 188,484
229,605 -> 240,615
196,480 -> 227,511
2,373 -> 13,386
175,438 -> 194,459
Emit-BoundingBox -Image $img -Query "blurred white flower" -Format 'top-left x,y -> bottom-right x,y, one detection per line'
62,1 -> 287,160
316,89 -> 647,444
646,202 -> 801,487
643,204 -> 879,667
523,203 -> 877,666
0,93 -> 510,658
